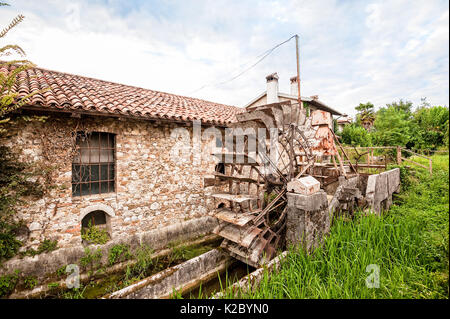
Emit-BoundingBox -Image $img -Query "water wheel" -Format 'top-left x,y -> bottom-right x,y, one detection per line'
209,100 -> 317,267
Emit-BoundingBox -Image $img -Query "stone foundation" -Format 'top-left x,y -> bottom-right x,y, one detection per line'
1,216 -> 217,282
286,190 -> 330,251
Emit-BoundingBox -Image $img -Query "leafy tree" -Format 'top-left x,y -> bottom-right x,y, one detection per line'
372,104 -> 416,148
386,99 -> 413,114
355,102 -> 375,131
340,123 -> 372,146
343,98 -> 449,151
412,105 -> 449,150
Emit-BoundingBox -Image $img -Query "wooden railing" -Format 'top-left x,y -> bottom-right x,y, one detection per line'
338,146 -> 433,175
399,148 -> 433,175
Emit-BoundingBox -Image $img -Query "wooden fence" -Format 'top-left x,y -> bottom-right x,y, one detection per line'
338,146 -> 434,175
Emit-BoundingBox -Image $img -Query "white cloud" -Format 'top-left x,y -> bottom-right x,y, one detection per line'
0,0 -> 448,116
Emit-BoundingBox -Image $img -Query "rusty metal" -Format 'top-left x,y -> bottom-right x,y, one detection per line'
72,132 -> 115,197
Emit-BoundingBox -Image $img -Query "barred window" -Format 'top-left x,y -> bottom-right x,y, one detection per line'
72,132 -> 115,197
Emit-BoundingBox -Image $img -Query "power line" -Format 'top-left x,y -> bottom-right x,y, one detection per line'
188,34 -> 297,94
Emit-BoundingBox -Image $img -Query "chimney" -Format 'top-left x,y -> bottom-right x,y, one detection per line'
290,76 -> 298,97
266,72 -> 279,104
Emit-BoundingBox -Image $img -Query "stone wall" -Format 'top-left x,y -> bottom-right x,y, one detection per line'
108,248 -> 230,299
286,190 -> 330,251
365,168 -> 401,214
1,216 -> 217,282
0,114 -> 223,249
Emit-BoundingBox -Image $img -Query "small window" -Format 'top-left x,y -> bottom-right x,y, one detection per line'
72,132 -> 115,196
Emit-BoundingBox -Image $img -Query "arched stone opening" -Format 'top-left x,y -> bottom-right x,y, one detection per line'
80,204 -> 114,244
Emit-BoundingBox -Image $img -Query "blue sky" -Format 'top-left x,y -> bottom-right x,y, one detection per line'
1,0 -> 448,116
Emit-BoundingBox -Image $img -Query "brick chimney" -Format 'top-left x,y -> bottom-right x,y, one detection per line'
266,73 -> 279,104
290,76 -> 298,96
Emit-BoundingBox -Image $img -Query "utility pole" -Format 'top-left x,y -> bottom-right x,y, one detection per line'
295,34 -> 302,110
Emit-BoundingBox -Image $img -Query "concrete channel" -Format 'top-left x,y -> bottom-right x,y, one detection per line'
105,248 -> 286,299
106,249 -> 232,299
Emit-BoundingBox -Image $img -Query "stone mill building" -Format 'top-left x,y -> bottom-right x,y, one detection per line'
0,64 -> 341,250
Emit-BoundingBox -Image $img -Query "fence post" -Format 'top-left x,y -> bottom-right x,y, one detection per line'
396,146 -> 402,165
429,158 -> 433,175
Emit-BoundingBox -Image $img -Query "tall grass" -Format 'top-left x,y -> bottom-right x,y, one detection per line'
222,154 -> 449,299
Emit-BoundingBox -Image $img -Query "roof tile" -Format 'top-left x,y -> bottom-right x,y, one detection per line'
2,63 -> 243,125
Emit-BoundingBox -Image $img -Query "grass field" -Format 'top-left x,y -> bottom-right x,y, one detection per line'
220,154 -> 449,299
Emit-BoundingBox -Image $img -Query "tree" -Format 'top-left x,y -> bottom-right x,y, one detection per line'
355,102 -> 375,131
372,103 -> 416,148
340,123 -> 372,147
412,105 -> 449,150
386,99 -> 413,114
0,2 -> 35,121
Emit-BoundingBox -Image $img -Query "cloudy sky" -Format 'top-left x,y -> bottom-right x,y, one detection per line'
1,0 -> 448,116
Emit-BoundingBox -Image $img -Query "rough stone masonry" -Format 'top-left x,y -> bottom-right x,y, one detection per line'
286,176 -> 330,251
0,115 -> 223,250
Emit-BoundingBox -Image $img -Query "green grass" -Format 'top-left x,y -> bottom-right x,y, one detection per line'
221,154 -> 449,299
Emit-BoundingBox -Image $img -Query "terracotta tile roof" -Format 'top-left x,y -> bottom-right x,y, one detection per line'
1,63 -> 243,125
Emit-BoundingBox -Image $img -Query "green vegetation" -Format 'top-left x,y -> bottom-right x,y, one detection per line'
339,98 -> 449,151
0,3 -> 44,263
220,155 -> 448,299
81,222 -> 110,245
340,124 -> 372,147
43,237 -> 221,299
23,276 -> 37,290
80,247 -> 103,270
47,282 -> 60,289
0,2 -> 36,120
355,102 -> 375,130
0,146 -> 43,262
21,239 -> 58,257
56,265 -> 67,278
0,270 -> 19,297
108,244 -> 132,266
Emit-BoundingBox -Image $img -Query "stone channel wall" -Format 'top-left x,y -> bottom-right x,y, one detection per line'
1,216 -> 217,281
107,248 -> 230,299
0,114 -> 223,250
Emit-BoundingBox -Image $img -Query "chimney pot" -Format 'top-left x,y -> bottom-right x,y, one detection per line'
266,72 -> 279,104
290,76 -> 299,96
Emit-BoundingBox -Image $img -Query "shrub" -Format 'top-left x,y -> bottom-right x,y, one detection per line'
21,239 -> 58,257
0,146 -> 44,262
80,247 -> 102,270
108,244 -> 132,266
340,124 -> 372,147
0,270 -> 19,297
24,276 -> 38,290
81,221 -> 109,245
